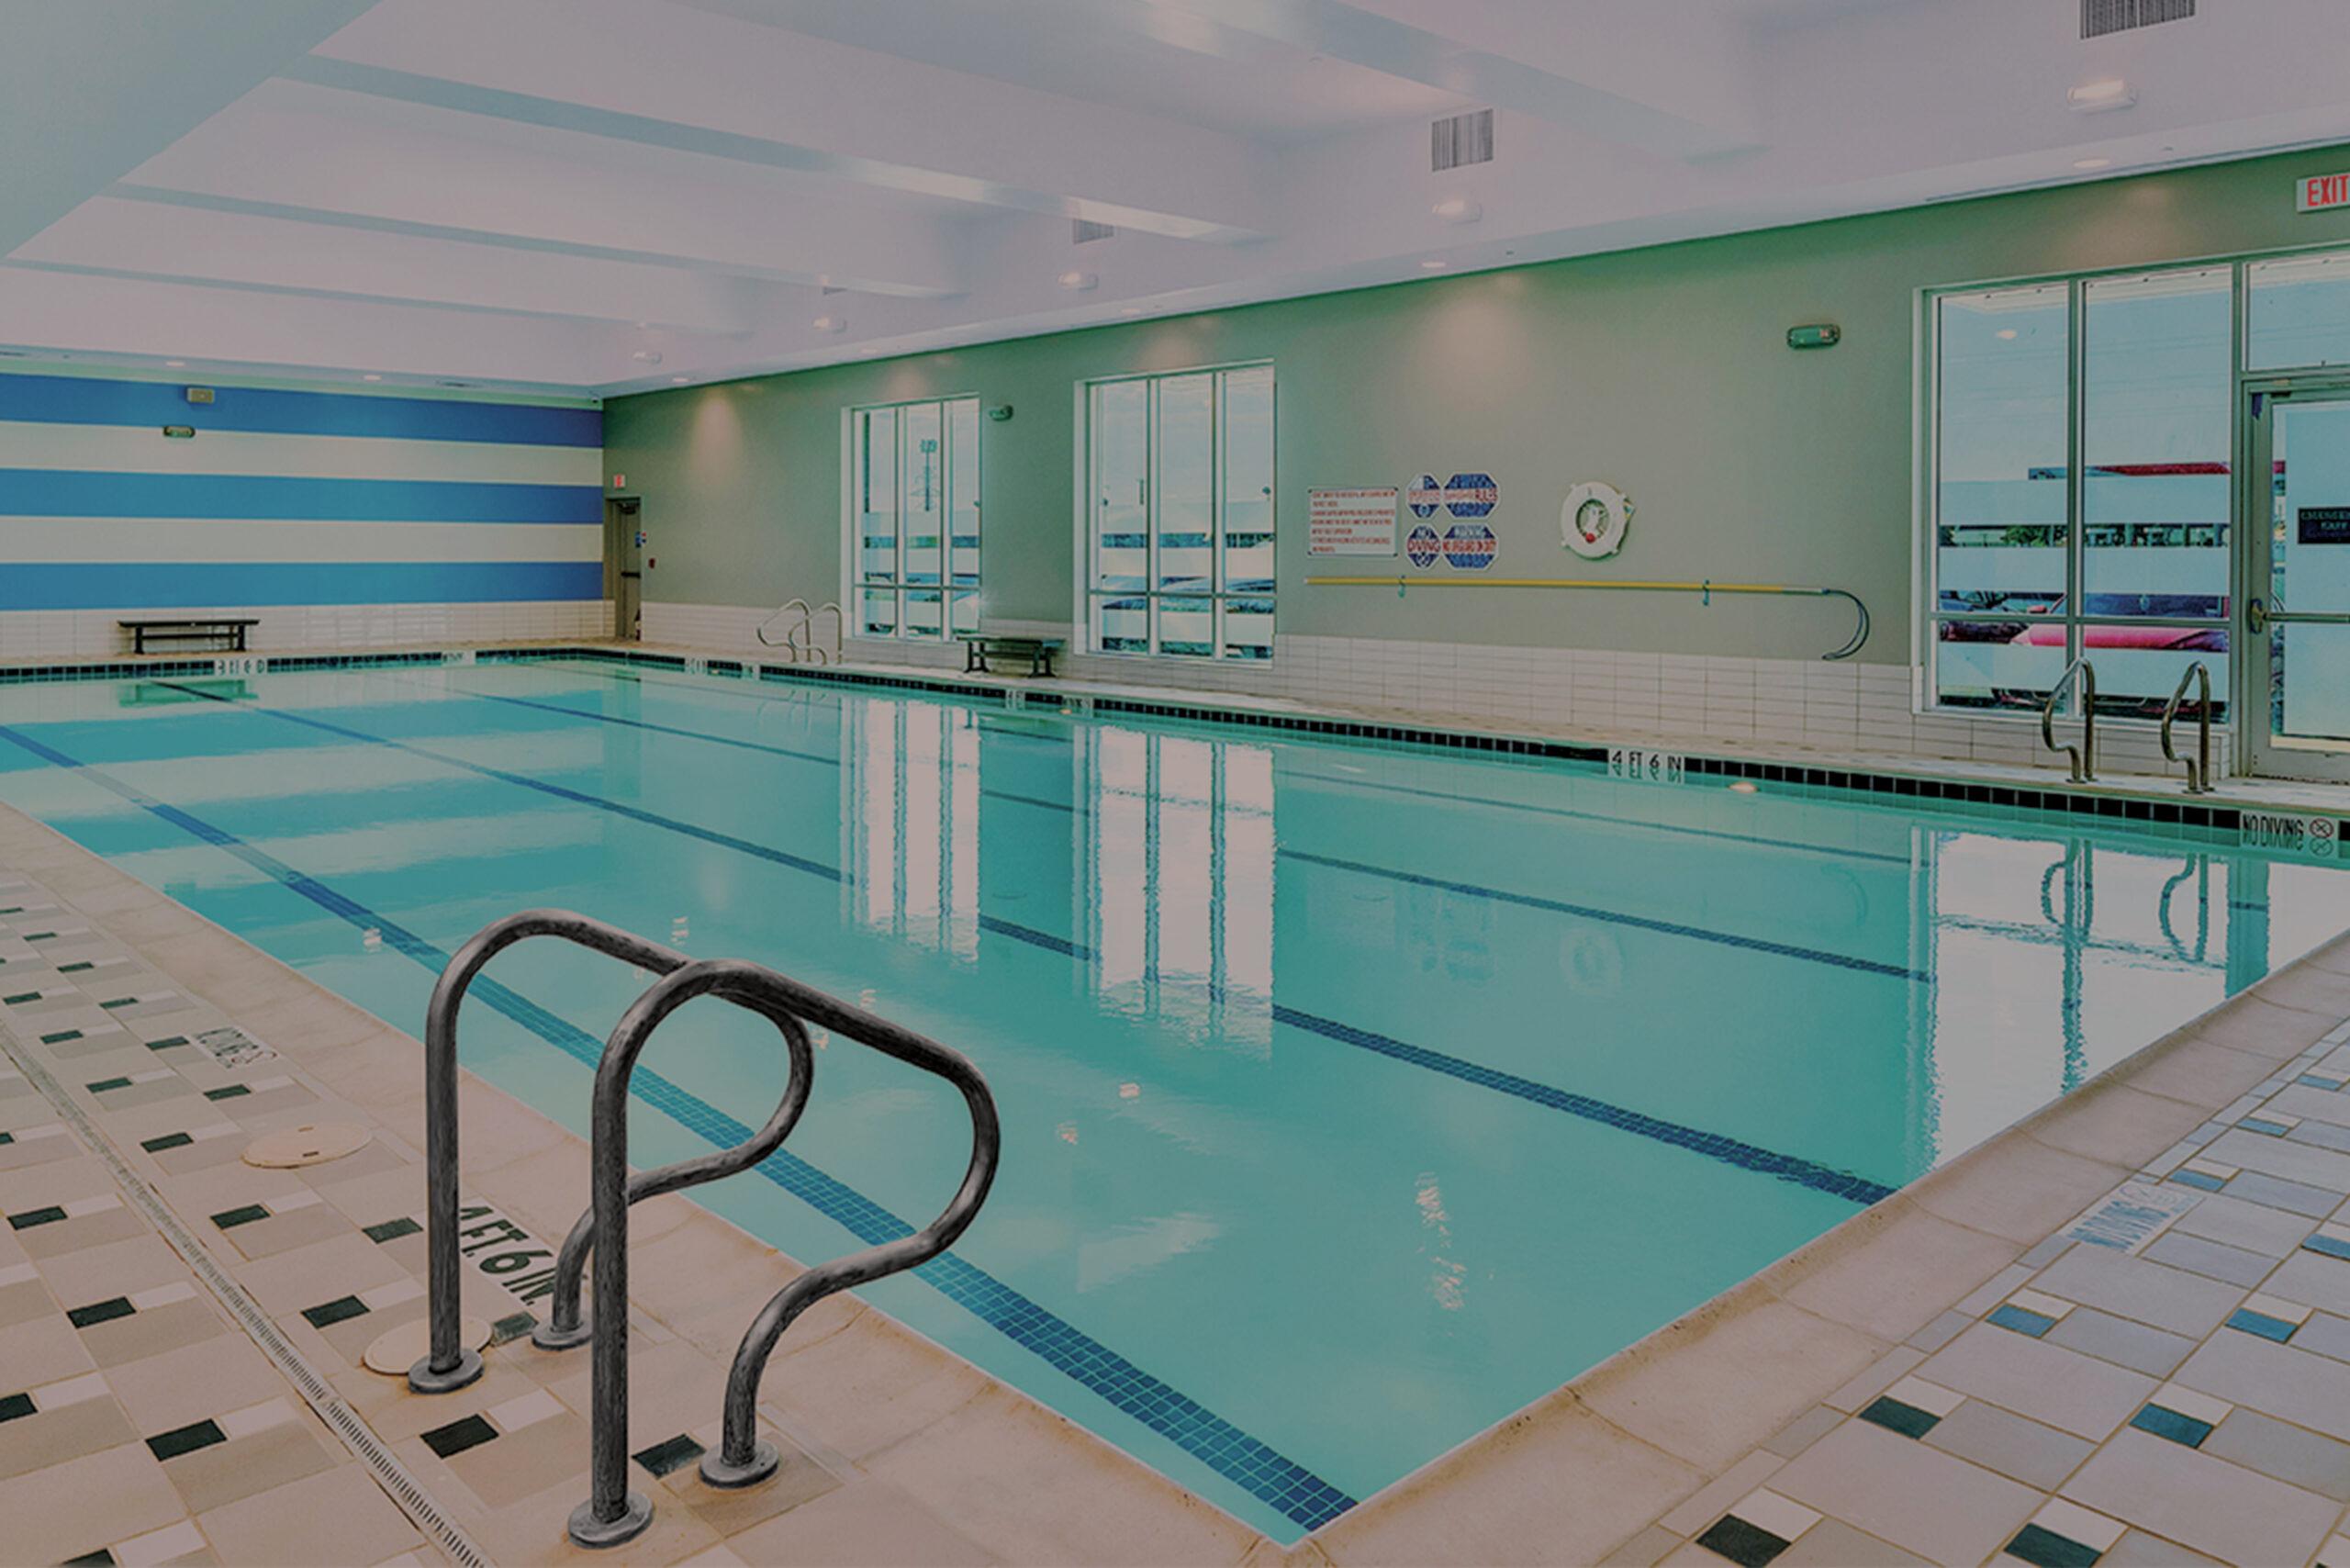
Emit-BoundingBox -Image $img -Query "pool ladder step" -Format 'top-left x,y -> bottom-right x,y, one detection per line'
407,911 -> 1000,1548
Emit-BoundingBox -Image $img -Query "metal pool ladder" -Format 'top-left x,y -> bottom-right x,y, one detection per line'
409,911 -> 1001,1549
2041,656 -> 2098,783
2160,660 -> 2218,795
755,599 -> 843,663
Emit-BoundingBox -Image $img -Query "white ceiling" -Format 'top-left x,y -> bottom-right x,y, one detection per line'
4,0 -> 2347,398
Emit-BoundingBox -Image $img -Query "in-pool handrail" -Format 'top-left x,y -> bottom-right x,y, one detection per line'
755,599 -> 811,652
530,1006 -> 815,1350
2159,660 -> 2216,795
2041,656 -> 2098,784
696,969 -> 999,1492
410,910 -> 688,1396
566,959 -> 999,1548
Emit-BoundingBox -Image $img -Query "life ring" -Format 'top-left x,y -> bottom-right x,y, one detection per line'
1561,481 -> 1632,560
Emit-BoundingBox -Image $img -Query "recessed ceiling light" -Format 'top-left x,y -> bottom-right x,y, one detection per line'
2074,156 -> 2113,171
811,314 -> 845,333
671,375 -> 689,384
362,374 -> 382,381
1996,329 -> 2020,341
2067,78 -> 2135,113
1420,260 -> 1449,271
163,360 -> 185,368
1057,269 -> 1098,291
1120,307 -> 1144,317
1729,780 -> 1759,794
1432,196 -> 1482,224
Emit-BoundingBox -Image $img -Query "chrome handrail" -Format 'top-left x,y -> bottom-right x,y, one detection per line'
567,958 -> 1000,1547
531,1009 -> 814,1351
755,599 -> 811,652
793,600 -> 843,665
409,911 -> 686,1395
2159,661 -> 2216,795
2040,656 -> 2098,784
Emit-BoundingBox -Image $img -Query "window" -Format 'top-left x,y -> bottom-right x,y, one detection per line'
851,396 -> 979,640
1927,268 -> 2231,718
1084,364 -> 1274,660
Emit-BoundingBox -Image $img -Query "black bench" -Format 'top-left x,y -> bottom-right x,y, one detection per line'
958,633 -> 1062,678
118,618 -> 260,655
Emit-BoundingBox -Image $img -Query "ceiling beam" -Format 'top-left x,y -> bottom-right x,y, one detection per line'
1143,0 -> 1760,160
0,0 -> 376,256
13,196 -> 765,334
116,83 -> 965,299
297,0 -> 1276,241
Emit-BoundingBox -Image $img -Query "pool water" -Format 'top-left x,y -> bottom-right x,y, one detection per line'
0,655 -> 2343,1539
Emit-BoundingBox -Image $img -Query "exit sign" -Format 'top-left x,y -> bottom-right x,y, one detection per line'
2300,173 -> 2350,213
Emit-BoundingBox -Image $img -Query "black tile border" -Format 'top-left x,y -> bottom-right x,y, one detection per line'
0,642 -> 2338,848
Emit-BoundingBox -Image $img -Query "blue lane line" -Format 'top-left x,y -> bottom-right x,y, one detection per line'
1281,766 -> 1918,868
151,682 -> 848,886
0,722 -> 1358,1533
1273,1005 -> 1896,1206
1281,848 -> 1929,984
183,674 -> 1905,1204
974,786 -> 1923,984
977,914 -> 1094,960
957,797 -> 1892,1204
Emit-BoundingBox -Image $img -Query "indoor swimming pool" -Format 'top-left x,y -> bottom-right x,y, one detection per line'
0,655 -> 2344,1540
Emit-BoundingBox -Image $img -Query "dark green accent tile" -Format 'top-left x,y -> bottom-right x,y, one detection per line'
67,1296 -> 134,1329
301,1295 -> 368,1328
146,1417 -> 226,1461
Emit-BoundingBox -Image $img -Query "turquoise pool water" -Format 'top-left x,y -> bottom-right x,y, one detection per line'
0,655 -> 2344,1539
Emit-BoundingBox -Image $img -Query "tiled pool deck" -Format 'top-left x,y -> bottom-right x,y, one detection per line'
6,642 -> 2350,1564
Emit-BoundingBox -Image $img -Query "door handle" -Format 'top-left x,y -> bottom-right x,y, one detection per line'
2247,598 -> 2268,633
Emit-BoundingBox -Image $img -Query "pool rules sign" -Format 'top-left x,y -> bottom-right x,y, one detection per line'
1309,487 -> 1398,556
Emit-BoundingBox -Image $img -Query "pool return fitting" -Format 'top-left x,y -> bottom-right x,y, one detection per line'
411,910 -> 1000,1549
1303,576 -> 1872,661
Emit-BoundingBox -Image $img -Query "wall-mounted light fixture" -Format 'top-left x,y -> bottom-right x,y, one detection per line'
2067,78 -> 2136,113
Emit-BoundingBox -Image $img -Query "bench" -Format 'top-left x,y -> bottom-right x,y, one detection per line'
957,633 -> 1063,678
118,617 -> 260,655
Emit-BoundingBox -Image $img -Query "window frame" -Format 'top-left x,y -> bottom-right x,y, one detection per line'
1076,360 -> 1277,663
843,393 -> 982,644
1917,249 -> 2311,722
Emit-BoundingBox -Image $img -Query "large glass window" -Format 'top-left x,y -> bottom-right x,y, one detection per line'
1928,269 -> 2231,718
1086,364 -> 1274,660
851,396 -> 980,640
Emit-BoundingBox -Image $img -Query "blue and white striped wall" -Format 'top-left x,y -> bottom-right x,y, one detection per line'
0,371 -> 607,658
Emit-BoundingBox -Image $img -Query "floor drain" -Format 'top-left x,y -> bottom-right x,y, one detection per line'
242,1120 -> 371,1167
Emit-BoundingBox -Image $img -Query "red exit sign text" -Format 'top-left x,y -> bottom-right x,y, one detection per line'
2301,173 -> 2350,213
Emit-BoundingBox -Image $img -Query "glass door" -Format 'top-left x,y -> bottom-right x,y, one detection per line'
2242,384 -> 2350,781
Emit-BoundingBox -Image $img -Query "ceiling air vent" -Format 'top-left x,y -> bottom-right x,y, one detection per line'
1072,218 -> 1116,244
2081,0 -> 2192,39
1431,108 -> 1494,173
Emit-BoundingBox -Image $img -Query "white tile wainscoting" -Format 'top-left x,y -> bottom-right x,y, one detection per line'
639,600 -> 2228,779
0,599 -> 613,661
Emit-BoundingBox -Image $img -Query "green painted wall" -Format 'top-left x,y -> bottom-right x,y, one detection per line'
605,143 -> 2350,666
